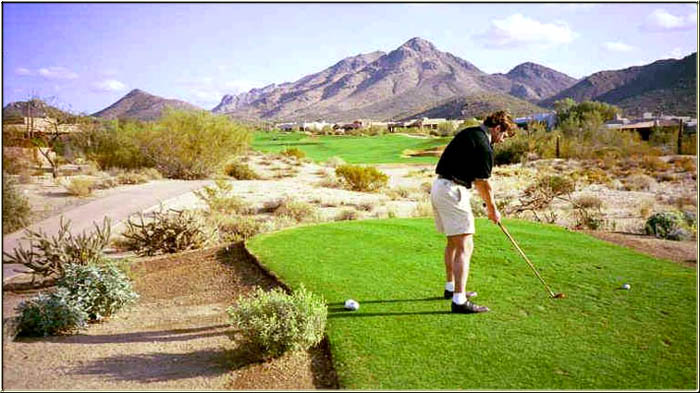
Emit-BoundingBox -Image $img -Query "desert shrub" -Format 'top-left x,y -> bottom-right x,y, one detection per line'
3,173 -> 32,234
335,164 -> 388,192
325,156 -> 346,168
225,160 -> 260,180
572,195 -> 604,230
121,208 -> 214,256
645,211 -> 692,241
227,285 -> 327,359
281,147 -> 306,160
494,137 -> 529,165
62,176 -> 96,197
574,194 -> 604,210
624,173 -> 657,191
317,172 -> 342,189
15,288 -> 88,337
672,156 -> 696,173
57,263 -> 138,320
3,217 -> 111,278
384,186 -> 412,200
511,175 -> 575,220
273,199 -> 318,223
412,200 -> 433,217
2,147 -> 36,175
213,214 -> 265,243
194,179 -> 254,215
357,201 -> 374,212
138,109 -> 251,179
641,156 -> 671,173
336,208 -> 360,221
639,199 -> 655,219
115,170 -> 150,185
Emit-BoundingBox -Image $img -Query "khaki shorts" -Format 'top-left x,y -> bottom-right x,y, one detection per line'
431,178 -> 475,236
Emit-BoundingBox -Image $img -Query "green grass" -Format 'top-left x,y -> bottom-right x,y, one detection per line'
247,218 -> 697,390
251,131 -> 450,164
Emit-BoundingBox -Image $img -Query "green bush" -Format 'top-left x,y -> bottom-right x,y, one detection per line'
121,208 -> 214,256
281,147 -> 306,160
77,119 -> 152,170
4,217 -> 111,278
3,173 -> 32,234
335,164 -> 388,192
139,109 -> 251,179
57,263 -> 139,320
225,160 -> 260,180
227,285 -> 327,359
16,288 -> 89,337
645,211 -> 692,241
494,137 -> 529,165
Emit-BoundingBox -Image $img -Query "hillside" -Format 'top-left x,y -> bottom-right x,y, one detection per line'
540,53 -> 697,116
92,89 -> 203,121
399,93 -> 548,121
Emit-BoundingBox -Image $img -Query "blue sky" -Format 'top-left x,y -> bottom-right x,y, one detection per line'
2,2 -> 697,114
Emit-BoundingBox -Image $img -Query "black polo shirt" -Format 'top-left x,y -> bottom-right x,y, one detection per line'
435,125 -> 493,188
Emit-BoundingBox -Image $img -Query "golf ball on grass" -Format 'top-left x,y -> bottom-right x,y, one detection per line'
344,299 -> 360,311
622,283 -> 631,290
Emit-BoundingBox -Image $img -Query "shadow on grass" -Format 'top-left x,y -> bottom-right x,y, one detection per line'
328,310 -> 451,319
327,296 -> 452,317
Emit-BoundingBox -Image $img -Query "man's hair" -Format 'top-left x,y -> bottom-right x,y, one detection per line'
484,111 -> 517,137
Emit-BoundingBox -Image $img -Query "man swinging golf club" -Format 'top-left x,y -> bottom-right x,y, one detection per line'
431,110 -> 516,313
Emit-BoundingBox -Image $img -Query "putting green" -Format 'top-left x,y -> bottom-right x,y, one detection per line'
247,218 -> 697,389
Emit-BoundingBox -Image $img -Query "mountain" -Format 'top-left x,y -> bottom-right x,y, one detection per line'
215,38 -> 569,122
92,89 -> 202,121
540,53 -> 697,117
499,62 -> 578,102
3,99 -> 75,120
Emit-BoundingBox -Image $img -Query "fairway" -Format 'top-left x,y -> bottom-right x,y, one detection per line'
252,131 -> 450,164
247,218 -> 697,390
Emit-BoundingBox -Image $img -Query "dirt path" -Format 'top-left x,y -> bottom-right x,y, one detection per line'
582,230 -> 697,267
2,243 -> 337,390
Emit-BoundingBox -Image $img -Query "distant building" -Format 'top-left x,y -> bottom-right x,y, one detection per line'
514,112 -> 557,131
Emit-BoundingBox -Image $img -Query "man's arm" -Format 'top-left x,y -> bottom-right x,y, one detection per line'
473,179 -> 500,224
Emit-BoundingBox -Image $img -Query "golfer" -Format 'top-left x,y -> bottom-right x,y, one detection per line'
431,110 -> 516,313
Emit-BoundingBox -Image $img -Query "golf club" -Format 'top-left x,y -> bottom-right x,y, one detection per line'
498,221 -> 566,299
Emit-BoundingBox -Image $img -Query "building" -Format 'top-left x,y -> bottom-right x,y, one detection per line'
514,112 -> 557,131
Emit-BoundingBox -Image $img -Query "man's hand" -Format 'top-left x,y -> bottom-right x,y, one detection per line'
487,206 -> 501,224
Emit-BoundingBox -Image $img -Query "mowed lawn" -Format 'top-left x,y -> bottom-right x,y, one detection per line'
251,131 -> 450,164
247,218 -> 697,390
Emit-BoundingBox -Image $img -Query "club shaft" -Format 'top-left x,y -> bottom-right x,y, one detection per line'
498,222 -> 556,298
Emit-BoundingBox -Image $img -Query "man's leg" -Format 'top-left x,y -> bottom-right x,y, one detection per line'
447,234 -> 473,302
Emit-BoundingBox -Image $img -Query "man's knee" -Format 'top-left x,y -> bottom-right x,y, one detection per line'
447,234 -> 474,253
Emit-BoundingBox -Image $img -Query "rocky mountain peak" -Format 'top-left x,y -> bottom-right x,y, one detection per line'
400,37 -> 438,53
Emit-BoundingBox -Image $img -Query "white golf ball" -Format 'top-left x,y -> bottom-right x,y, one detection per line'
344,299 -> 359,311
622,283 -> 631,290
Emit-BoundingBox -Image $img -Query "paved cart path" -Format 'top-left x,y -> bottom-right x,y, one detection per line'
2,179 -> 213,283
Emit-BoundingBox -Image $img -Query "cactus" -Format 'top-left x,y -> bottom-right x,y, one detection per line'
121,206 -> 214,256
3,216 -> 111,279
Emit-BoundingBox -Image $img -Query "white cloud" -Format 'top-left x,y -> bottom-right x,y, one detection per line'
602,41 -> 636,53
38,66 -> 79,80
15,67 -> 33,76
92,79 -> 127,92
641,9 -> 697,31
476,14 -> 577,49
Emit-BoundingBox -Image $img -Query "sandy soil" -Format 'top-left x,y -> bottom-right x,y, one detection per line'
2,243 -> 337,390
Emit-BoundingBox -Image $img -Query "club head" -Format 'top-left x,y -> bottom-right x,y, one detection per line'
552,293 -> 566,299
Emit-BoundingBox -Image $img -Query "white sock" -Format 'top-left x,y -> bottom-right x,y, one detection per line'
445,281 -> 454,292
452,292 -> 467,305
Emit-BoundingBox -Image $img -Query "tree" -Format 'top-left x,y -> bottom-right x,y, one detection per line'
24,98 -> 79,178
